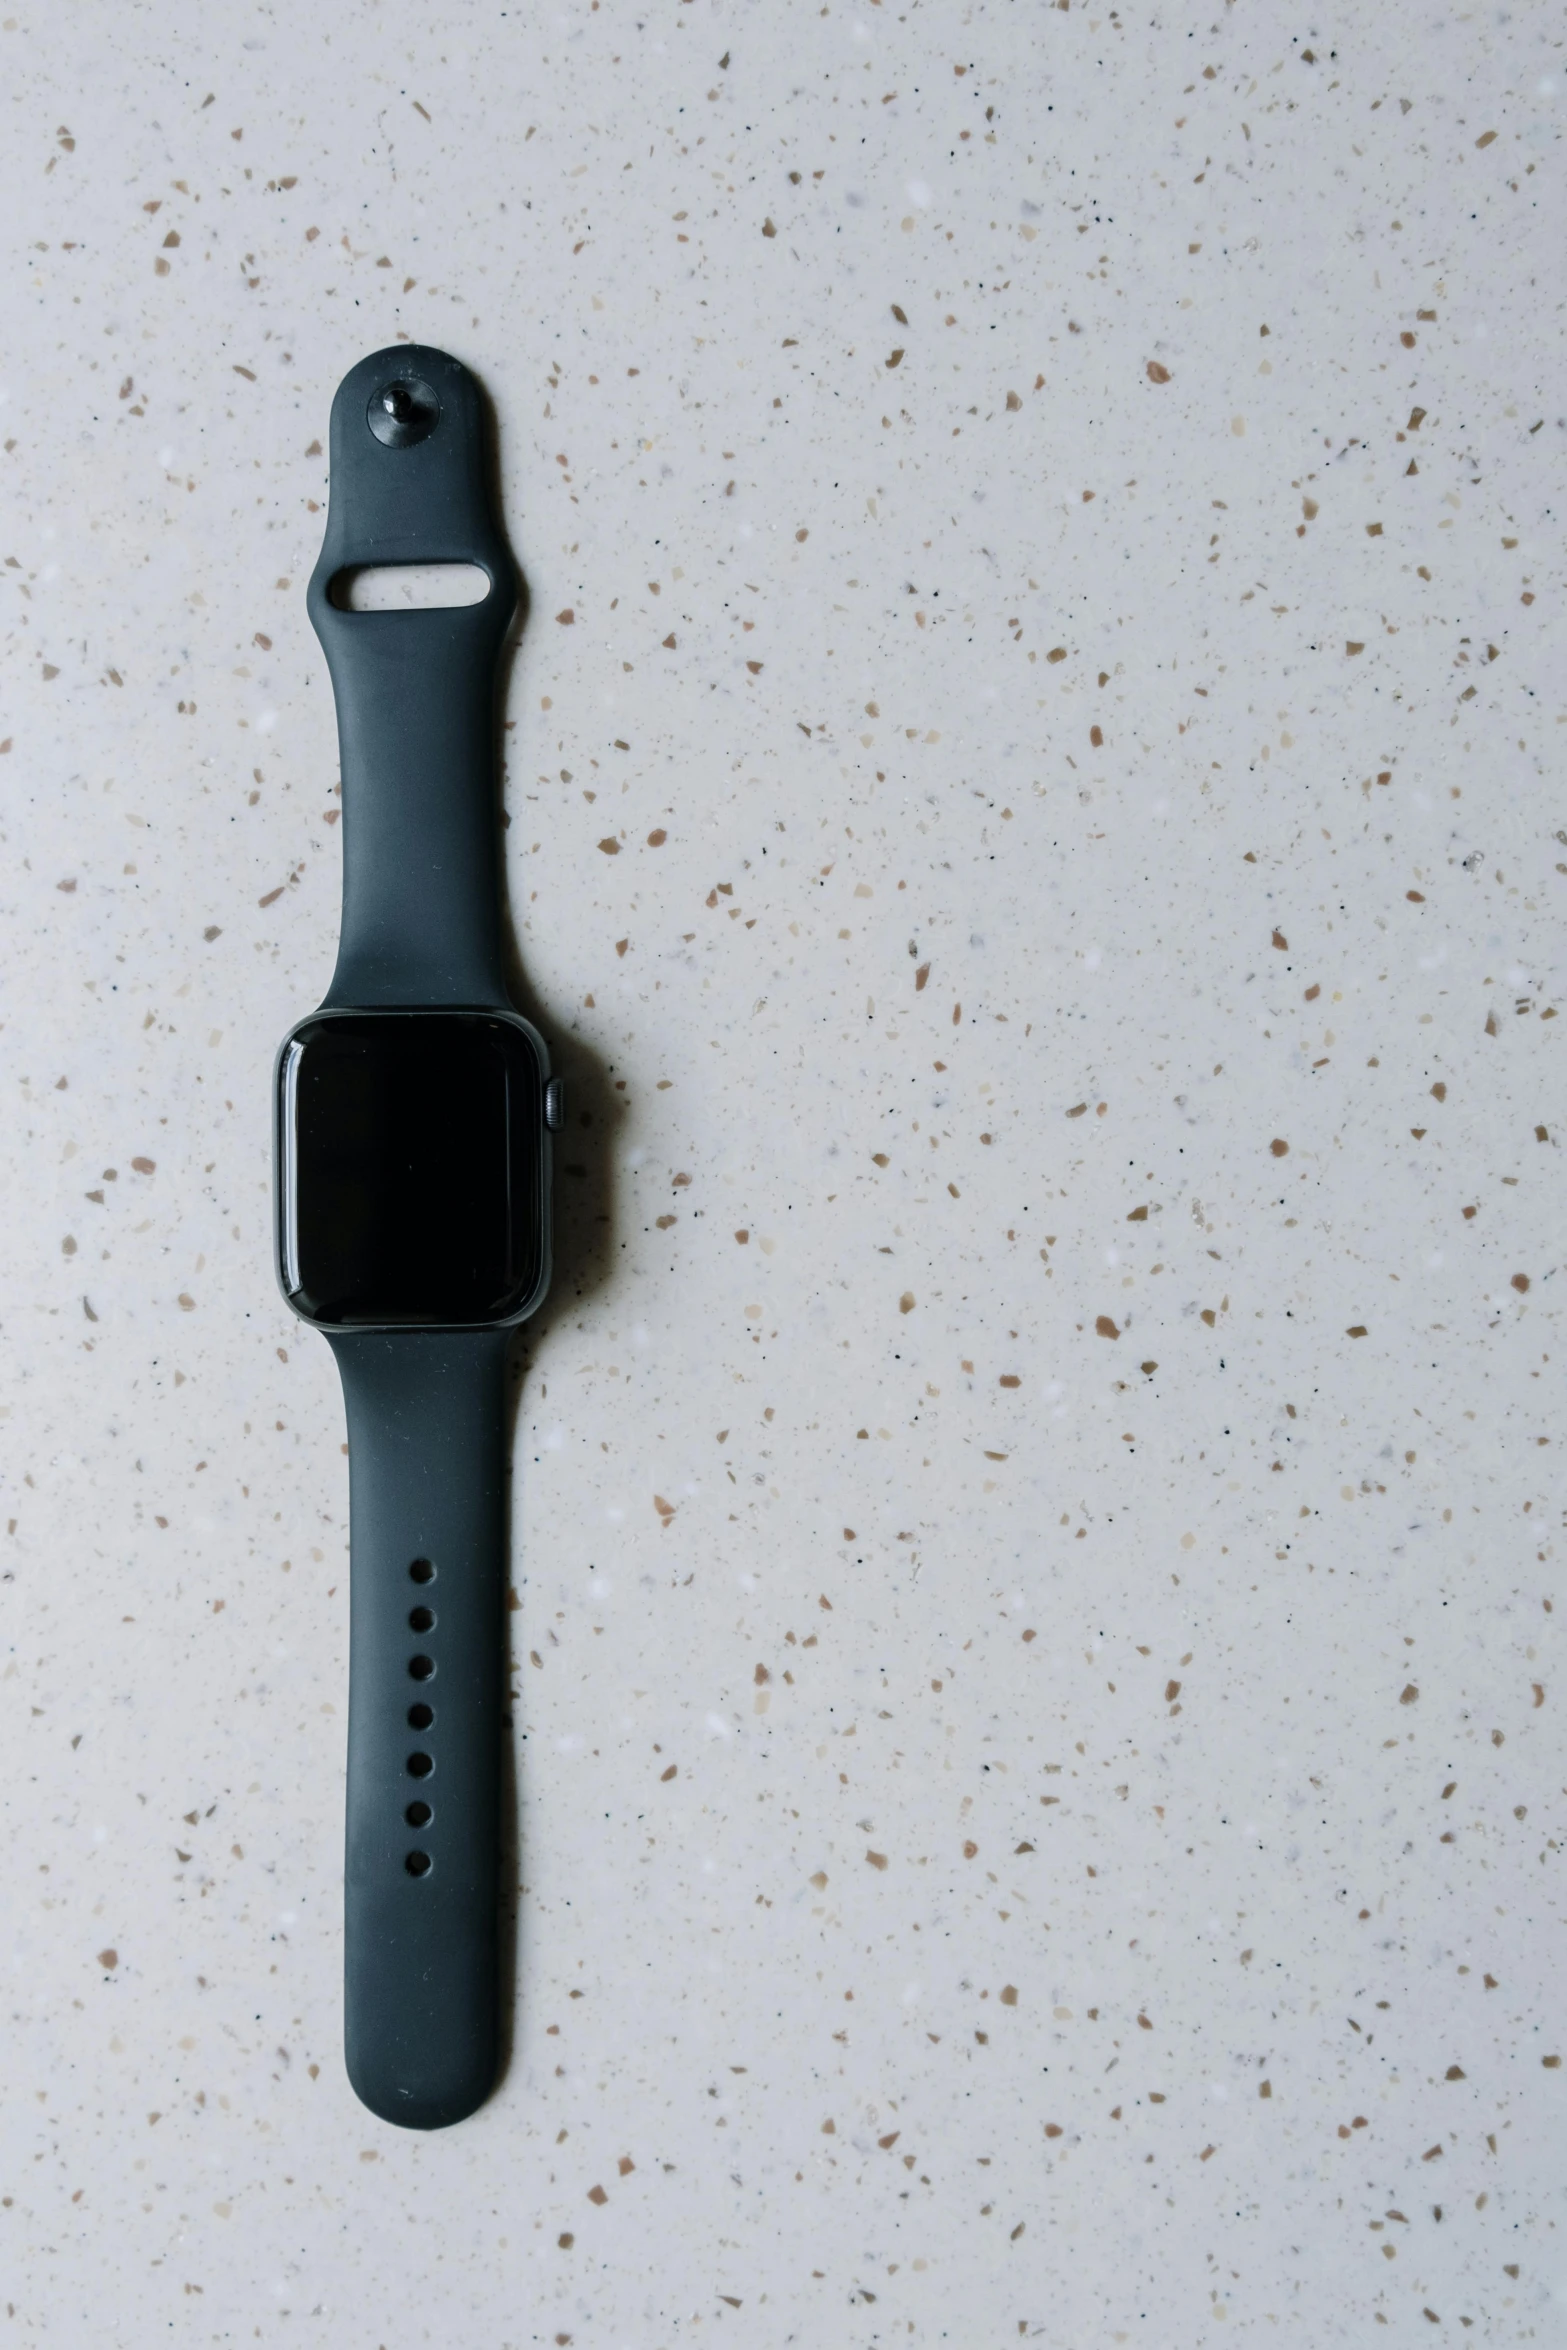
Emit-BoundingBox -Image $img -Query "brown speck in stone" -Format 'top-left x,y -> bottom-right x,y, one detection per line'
1445,2065 -> 1465,2080
1047,646 -> 1067,663
1270,1138 -> 1289,1157
97,1948 -> 118,1971
1141,1359 -> 1157,1374
1272,928 -> 1288,950
900,1291 -> 916,1313
1475,129 -> 1498,148
1346,1325 -> 1368,1339
915,961 -> 930,991
647,828 -> 667,846
1045,2122 -> 1064,2139
1165,1680 -> 1181,1702
653,1494 -> 675,1521
1090,723 -> 1104,747
820,2117 -> 835,2133
1511,1273 -> 1530,1293
866,1849 -> 888,1870
1067,1102 -> 1087,1118
660,1763 -> 677,1781
1137,2013 -> 1152,2030
999,1984 -> 1018,2006
1146,361 -> 1170,384
1095,1315 -> 1120,1339
963,1840 -> 978,1859
1346,640 -> 1364,656
886,348 -> 904,369
999,1374 -> 1020,1388
818,1593 -> 833,1609
1407,889 -> 1426,903
1005,390 -> 1021,411
556,607 -> 575,625
762,218 -> 777,237
558,2232 -> 574,2249
598,837 -> 620,855
1400,1683 -> 1419,1705
734,1228 -> 750,1244
587,2184 -> 607,2205
1533,1683 -> 1545,1708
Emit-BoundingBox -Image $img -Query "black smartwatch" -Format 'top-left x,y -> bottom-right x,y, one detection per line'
272,347 -> 558,2128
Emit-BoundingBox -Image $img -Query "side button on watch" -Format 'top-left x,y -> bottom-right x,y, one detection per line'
273,345 -> 551,2129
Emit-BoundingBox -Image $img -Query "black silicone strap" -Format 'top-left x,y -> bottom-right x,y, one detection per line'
328,1327 -> 511,2129
308,345 -> 517,1009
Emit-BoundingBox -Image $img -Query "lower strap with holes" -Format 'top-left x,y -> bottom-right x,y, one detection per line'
328,1326 -> 511,2128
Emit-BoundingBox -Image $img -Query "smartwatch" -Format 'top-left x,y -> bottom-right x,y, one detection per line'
272,346 -> 559,2128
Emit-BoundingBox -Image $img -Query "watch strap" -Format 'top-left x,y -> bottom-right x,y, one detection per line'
308,346 -> 518,1010
327,1326 -> 512,2129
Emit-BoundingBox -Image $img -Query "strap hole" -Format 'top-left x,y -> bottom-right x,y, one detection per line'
406,1752 -> 434,1779
409,1559 -> 436,1585
408,1606 -> 435,1634
329,563 -> 490,612
407,1702 -> 434,1731
405,1800 -> 432,1829
408,1654 -> 436,1682
405,1851 -> 432,1878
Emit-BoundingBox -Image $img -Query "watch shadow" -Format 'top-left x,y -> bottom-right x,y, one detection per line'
471,368 -> 621,2098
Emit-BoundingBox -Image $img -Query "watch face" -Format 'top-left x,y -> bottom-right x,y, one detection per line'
278,1012 -> 546,1327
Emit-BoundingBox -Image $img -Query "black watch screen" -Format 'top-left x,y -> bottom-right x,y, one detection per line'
277,1011 -> 546,1327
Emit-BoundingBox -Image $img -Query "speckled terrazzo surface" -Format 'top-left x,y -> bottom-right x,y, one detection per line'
2,1 -> 1564,2341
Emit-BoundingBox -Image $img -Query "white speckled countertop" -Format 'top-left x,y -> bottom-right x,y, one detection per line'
2,2 -> 1563,2340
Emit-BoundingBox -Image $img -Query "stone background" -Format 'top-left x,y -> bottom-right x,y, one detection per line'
1,0 -> 1562,2340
